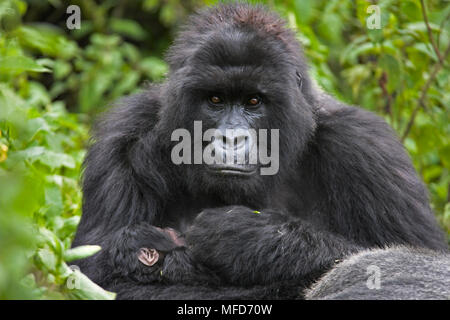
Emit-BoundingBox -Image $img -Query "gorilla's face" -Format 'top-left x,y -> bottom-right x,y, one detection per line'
164,28 -> 315,203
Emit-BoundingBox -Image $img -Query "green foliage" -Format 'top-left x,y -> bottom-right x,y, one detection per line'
0,0 -> 115,299
0,0 -> 449,299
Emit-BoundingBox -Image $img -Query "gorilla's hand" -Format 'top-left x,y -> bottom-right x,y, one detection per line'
108,223 -> 220,285
186,206 -> 360,286
186,206 -> 293,285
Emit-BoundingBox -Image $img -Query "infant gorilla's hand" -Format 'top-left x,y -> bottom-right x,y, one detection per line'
185,206 -> 290,284
108,223 -> 185,283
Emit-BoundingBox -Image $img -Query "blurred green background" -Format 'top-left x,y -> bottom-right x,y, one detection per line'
0,0 -> 449,299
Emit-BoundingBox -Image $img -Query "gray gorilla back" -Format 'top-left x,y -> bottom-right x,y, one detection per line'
305,247 -> 450,300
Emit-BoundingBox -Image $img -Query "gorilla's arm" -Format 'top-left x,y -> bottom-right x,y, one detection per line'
186,207 -> 362,286
186,106 -> 447,287
70,89 -> 217,287
312,105 -> 446,250
100,226 -> 304,299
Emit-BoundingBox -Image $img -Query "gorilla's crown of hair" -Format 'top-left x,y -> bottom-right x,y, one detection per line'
166,2 -> 304,71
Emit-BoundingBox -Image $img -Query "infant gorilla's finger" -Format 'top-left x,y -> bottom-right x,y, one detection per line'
163,227 -> 186,247
153,226 -> 186,247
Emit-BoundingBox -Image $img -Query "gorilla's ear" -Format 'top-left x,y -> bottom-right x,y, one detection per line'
295,69 -> 316,106
296,71 -> 303,91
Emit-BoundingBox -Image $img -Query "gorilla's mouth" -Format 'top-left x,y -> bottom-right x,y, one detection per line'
207,164 -> 257,177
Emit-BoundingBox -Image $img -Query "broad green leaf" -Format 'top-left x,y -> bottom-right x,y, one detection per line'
140,57 -> 168,80
15,25 -> 79,58
39,151 -> 76,169
109,18 -> 147,41
27,118 -> 51,139
64,267 -> 115,300
0,56 -> 50,74
36,247 -> 57,272
379,54 -> 401,92
64,245 -> 101,262
57,216 -> 80,238
44,185 -> 63,217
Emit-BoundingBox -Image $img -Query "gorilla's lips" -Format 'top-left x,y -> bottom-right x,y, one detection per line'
207,164 -> 257,176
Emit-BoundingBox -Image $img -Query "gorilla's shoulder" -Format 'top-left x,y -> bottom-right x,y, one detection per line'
305,95 -> 415,176
92,85 -> 163,140
313,98 -> 404,158
316,102 -> 394,139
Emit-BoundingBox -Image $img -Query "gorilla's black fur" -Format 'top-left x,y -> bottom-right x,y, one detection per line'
72,3 -> 447,299
305,247 -> 450,300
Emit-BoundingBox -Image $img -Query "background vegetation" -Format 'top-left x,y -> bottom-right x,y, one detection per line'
0,0 -> 448,299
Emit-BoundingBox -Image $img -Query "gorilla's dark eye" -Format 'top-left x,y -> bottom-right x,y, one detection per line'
209,96 -> 222,104
247,96 -> 261,107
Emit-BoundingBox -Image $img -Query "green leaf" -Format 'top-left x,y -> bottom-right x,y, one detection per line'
0,56 -> 50,74
64,266 -> 115,300
58,216 -> 80,237
412,43 -> 439,62
36,227 -> 58,248
342,65 -> 371,97
114,71 -> 140,96
109,18 -> 147,41
15,25 -> 79,59
140,57 -> 168,80
444,203 -> 450,224
340,42 -> 376,65
27,117 -> 51,140
39,151 -> 76,169
53,60 -> 72,79
379,54 -> 401,92
36,247 -> 57,272
64,245 -> 101,262
294,0 -> 315,24
44,185 -> 63,217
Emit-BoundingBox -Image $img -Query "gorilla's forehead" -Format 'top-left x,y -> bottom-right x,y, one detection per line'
191,28 -> 282,69
183,29 -> 292,94
186,64 -> 281,95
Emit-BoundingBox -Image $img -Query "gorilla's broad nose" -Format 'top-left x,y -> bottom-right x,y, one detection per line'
213,128 -> 253,164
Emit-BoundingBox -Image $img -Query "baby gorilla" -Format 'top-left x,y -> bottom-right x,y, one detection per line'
137,228 -> 184,267
109,207 -> 308,300
134,206 -> 295,284
110,224 -> 219,286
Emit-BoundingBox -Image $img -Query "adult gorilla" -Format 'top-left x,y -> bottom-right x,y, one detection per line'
71,3 -> 447,299
305,247 -> 450,300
